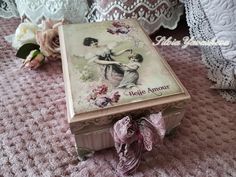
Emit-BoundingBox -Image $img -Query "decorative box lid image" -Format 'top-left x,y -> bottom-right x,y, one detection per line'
59,19 -> 190,133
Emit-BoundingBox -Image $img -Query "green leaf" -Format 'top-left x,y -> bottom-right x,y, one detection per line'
16,43 -> 40,59
31,50 -> 40,61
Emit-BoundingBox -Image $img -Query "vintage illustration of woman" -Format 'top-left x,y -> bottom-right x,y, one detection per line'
83,37 -> 132,86
117,53 -> 143,89
82,37 -> 143,89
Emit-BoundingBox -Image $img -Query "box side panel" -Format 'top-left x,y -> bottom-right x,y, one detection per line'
74,100 -> 188,151
58,26 -> 75,122
74,128 -> 114,151
70,97 -> 189,134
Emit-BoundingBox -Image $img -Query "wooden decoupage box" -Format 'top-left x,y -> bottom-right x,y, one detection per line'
59,19 -> 190,159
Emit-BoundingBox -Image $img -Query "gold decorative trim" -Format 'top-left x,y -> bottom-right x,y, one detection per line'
71,101 -> 188,134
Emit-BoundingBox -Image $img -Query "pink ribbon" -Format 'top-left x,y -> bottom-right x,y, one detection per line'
110,112 -> 166,175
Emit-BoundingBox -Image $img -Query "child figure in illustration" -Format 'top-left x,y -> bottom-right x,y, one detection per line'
117,53 -> 143,89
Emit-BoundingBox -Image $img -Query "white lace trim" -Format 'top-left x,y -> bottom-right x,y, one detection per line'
15,0 -> 89,23
184,0 -> 236,102
0,0 -> 19,18
1,0 -> 183,35
85,0 -> 184,34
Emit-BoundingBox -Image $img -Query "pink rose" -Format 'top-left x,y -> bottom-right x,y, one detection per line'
92,84 -> 108,95
36,19 -> 64,60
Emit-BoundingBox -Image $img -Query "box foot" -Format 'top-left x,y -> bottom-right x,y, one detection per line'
77,147 -> 95,161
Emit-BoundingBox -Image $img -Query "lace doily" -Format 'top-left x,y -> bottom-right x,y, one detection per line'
15,0 -> 89,23
184,0 -> 236,102
0,0 -> 19,18
1,0 -> 184,34
85,0 -> 184,34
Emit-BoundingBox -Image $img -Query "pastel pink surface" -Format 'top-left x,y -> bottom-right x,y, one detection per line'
0,18 -> 235,176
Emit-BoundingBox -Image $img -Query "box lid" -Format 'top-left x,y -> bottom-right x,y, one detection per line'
59,19 -> 190,134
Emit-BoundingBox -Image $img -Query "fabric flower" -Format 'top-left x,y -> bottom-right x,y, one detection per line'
36,19 -> 64,60
111,113 -> 166,175
12,22 -> 39,49
23,49 -> 45,69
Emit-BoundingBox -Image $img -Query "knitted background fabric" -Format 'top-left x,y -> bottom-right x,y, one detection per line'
0,18 -> 235,177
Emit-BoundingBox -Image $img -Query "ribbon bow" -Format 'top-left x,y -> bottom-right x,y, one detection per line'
111,112 -> 166,175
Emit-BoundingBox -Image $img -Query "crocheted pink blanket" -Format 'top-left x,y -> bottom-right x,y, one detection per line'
0,18 -> 235,177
